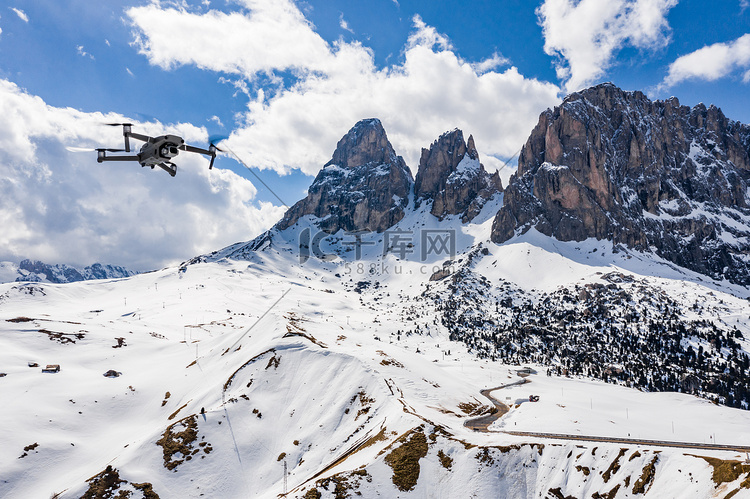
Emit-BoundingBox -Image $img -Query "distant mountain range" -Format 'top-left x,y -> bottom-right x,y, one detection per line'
0,259 -> 136,284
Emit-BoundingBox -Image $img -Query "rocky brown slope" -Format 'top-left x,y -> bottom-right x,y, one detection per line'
492,82 -> 750,285
415,129 -> 502,222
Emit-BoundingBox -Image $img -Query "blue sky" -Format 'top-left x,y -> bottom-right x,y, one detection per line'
1,0 -> 749,270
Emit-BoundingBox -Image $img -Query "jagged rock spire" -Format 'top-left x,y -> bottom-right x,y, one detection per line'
276,119 -> 413,233
415,129 -> 502,222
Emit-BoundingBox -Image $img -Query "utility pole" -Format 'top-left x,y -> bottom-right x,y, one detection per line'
283,460 -> 288,495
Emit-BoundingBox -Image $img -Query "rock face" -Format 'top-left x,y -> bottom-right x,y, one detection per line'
14,259 -> 135,283
277,119 -> 413,233
492,82 -> 750,285
415,129 -> 502,222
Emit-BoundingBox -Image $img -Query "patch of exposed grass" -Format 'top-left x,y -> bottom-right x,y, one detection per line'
317,469 -> 371,499
18,442 -> 39,459
161,392 -> 171,407
265,352 -> 280,370
629,450 -> 641,461
156,415 -> 212,471
592,484 -> 620,499
547,487 -> 576,499
457,401 -> 494,417
167,403 -> 187,421
696,456 -> 750,488
602,448 -> 627,483
632,455 -> 658,494
437,449 -> 453,470
81,466 -> 124,499
384,429 -> 428,491
575,465 -> 590,476
358,427 -> 388,453
354,390 -> 374,420
81,465 -> 160,499
132,482 -> 160,499
38,328 -> 84,344
303,489 -> 322,499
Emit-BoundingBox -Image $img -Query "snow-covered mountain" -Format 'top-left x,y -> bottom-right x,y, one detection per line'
0,259 -> 136,284
2,84 -> 750,499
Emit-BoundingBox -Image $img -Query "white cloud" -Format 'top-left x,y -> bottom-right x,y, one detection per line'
537,0 -> 677,92
128,1 -> 335,77
10,7 -> 28,23
742,0 -> 749,12
661,34 -> 750,88
128,4 -> 560,177
407,14 -> 452,52
209,115 -> 224,128
77,45 -> 95,60
470,52 -> 510,74
339,13 -> 354,34
0,80 -> 283,271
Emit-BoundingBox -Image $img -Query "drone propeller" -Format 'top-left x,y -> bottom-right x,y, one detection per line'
205,135 -> 229,169
66,146 -> 126,153
103,122 -> 133,127
208,134 -> 228,149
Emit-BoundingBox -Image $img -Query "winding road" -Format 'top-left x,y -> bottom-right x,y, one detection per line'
465,375 -> 750,453
463,379 -> 527,432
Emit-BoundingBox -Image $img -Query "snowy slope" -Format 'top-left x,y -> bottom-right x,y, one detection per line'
2,197 -> 750,498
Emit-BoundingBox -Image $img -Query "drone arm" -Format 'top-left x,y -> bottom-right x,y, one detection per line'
180,144 -> 212,155
97,151 -> 140,163
124,131 -> 151,152
180,144 -> 217,169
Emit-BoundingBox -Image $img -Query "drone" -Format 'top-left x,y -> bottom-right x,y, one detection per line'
83,123 -> 220,177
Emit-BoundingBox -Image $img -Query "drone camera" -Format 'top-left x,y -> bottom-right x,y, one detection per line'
160,145 -> 179,158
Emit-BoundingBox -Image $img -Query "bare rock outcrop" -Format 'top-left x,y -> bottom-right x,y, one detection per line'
492,82 -> 750,285
415,129 -> 502,222
277,118 -> 413,233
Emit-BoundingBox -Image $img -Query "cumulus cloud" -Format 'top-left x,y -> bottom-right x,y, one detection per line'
127,3 -> 560,178
128,1 -> 334,77
661,34 -> 750,88
10,7 -> 28,23
0,80 -> 284,271
537,0 -> 677,92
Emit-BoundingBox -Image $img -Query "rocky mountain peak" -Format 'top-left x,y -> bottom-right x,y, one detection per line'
325,118 -> 397,170
277,119 -> 413,233
415,129 -> 502,222
492,82 -> 750,285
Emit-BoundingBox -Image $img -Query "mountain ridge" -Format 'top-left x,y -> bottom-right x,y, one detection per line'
0,259 -> 136,284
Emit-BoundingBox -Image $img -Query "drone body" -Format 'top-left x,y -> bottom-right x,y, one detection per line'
95,124 -> 218,177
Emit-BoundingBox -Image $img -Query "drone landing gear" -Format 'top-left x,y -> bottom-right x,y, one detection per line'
146,163 -> 177,177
